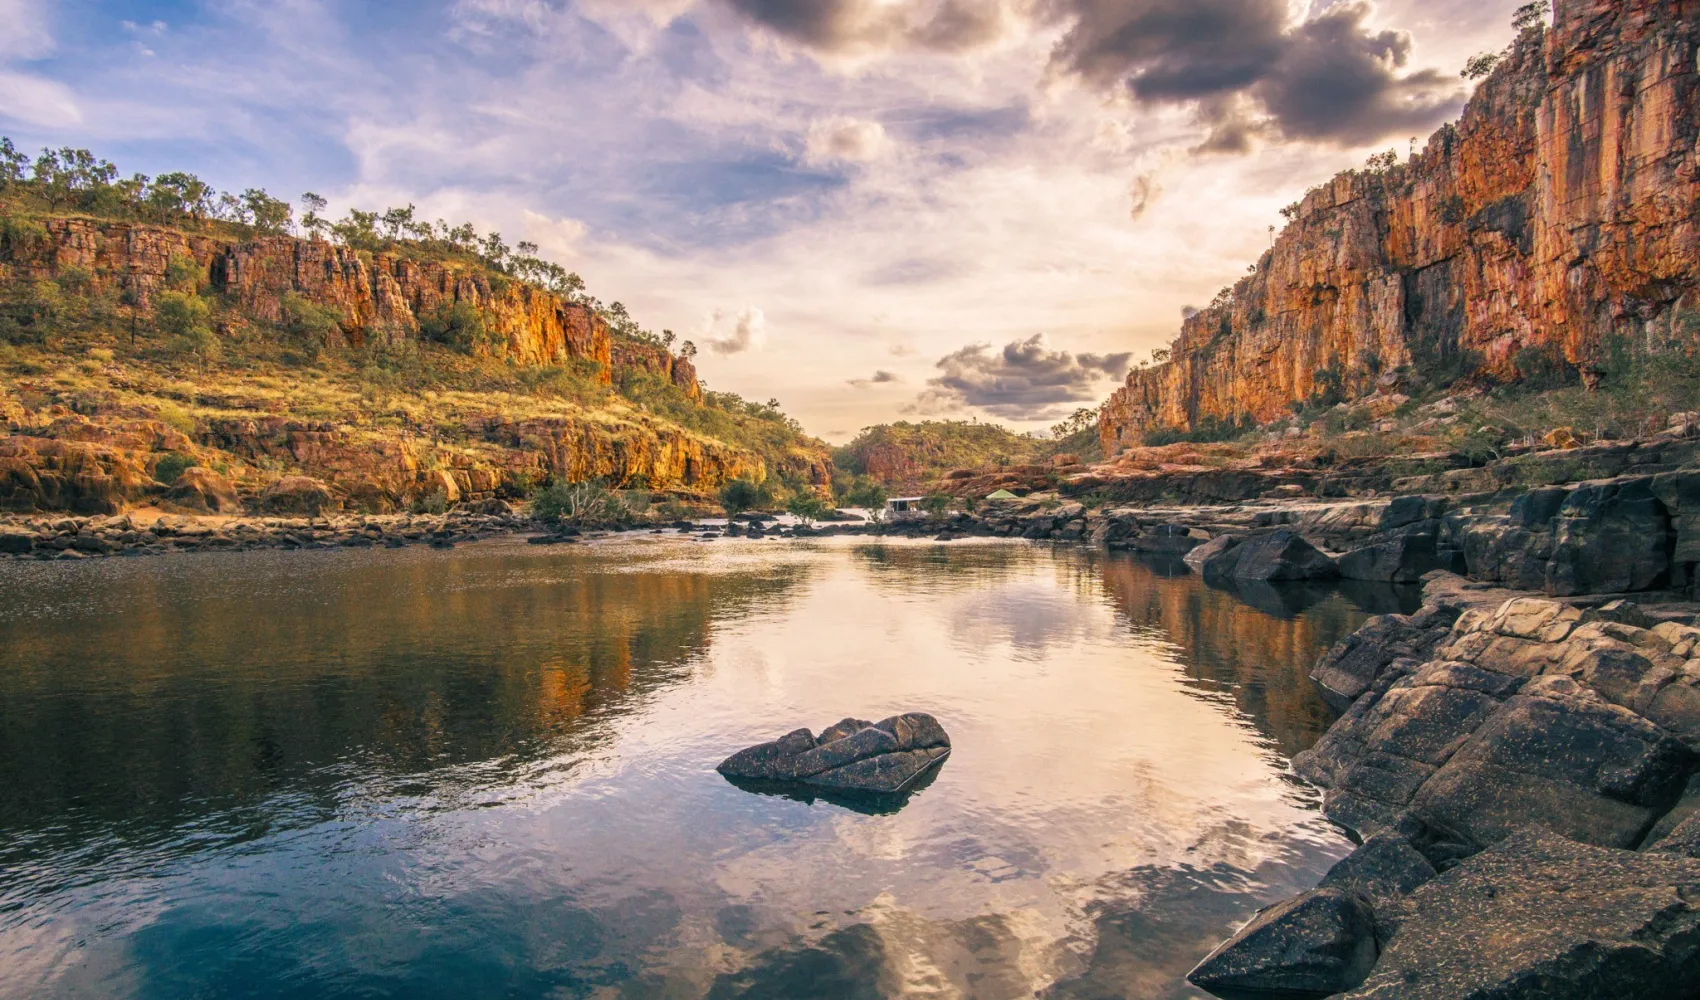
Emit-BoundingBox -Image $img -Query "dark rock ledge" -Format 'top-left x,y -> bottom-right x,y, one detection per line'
1189,573 -> 1700,1000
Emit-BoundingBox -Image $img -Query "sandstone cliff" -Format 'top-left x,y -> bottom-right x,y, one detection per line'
0,219 -> 830,513
1,218 -> 625,372
1101,0 -> 1700,452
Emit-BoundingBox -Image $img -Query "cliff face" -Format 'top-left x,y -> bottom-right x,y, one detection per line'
1101,0 -> 1700,452
1,219 -> 623,374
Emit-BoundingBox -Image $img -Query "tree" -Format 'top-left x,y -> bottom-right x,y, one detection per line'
718,478 -> 768,518
156,290 -> 218,368
922,494 -> 952,520
300,192 -> 330,240
1462,52 -> 1501,80
786,492 -> 827,525
148,172 -> 213,221
841,478 -> 887,510
1512,1 -> 1546,31
242,189 -> 293,234
0,137 -> 24,188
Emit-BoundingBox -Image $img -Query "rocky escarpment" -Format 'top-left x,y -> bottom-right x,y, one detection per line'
1101,0 -> 1700,451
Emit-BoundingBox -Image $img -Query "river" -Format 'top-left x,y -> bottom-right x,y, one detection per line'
0,536 -> 1415,999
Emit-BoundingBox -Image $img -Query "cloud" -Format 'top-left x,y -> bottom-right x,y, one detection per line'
0,0 -> 53,61
697,306 -> 768,355
804,116 -> 891,165
1039,0 -> 1462,149
914,334 -> 1132,420
848,369 -> 901,387
714,0 -> 1014,55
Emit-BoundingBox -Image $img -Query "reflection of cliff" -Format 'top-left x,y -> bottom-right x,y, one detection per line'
0,547 -> 807,852
1097,556 -> 1402,756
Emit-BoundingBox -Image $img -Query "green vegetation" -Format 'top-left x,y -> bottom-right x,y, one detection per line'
785,492 -> 828,525
1144,415 -> 1258,447
530,480 -> 632,525
718,478 -> 770,518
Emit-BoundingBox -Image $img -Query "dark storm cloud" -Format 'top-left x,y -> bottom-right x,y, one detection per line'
715,0 -> 1008,53
1038,0 -> 1462,148
916,334 -> 1132,420
848,369 -> 902,387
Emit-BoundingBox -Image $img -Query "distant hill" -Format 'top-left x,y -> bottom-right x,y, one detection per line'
833,420 -> 1054,492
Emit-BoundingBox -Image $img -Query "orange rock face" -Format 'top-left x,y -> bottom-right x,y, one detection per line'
1101,0 -> 1700,452
2,220 -> 622,376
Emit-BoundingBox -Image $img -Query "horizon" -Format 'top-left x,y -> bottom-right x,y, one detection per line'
1,0 -> 1528,442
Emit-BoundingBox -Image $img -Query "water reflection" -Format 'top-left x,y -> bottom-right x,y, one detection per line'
0,537 -> 1401,999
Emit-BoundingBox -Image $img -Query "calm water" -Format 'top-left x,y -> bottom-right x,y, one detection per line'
0,537 -> 1413,999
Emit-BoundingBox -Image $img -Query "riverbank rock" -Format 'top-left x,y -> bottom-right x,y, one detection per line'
165,467 -> 241,513
1187,888 -> 1379,999
259,476 -> 338,516
717,713 -> 950,794
1200,529 -> 1338,583
1341,832 -> 1700,999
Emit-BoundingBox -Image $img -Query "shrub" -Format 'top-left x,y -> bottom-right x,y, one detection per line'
840,478 -> 888,510
718,478 -> 769,518
420,301 -> 499,355
155,290 -> 210,337
786,492 -> 827,525
409,489 -> 450,515
153,452 -> 195,484
531,479 -> 628,525
279,291 -> 342,346
921,494 -> 952,519
164,253 -> 200,291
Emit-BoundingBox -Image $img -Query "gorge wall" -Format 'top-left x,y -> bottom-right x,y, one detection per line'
0,217 -> 699,398
1100,0 -> 1700,452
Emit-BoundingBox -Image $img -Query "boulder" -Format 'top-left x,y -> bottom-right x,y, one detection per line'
1184,533 -> 1240,572
1200,530 -> 1338,583
1187,888 -> 1378,1000
1133,523 -> 1202,555
1546,478 -> 1673,596
165,467 -> 241,513
0,531 -> 33,555
1407,676 -> 1696,851
1309,607 -> 1459,713
1651,811 -> 1700,858
718,713 -> 950,795
1337,529 -> 1457,583
259,476 -> 338,516
1317,831 -> 1437,941
1293,661 -> 1524,841
1341,832 -> 1700,999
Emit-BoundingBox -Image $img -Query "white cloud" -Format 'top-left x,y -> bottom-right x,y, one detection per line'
804,116 -> 893,164
697,307 -> 768,356
0,0 -> 53,61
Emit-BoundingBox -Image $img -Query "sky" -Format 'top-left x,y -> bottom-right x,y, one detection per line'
0,0 -> 1530,441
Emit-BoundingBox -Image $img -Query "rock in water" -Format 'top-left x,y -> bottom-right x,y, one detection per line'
717,713 -> 950,795
1187,888 -> 1379,999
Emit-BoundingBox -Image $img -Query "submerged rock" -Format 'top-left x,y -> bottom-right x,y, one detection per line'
717,713 -> 951,795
